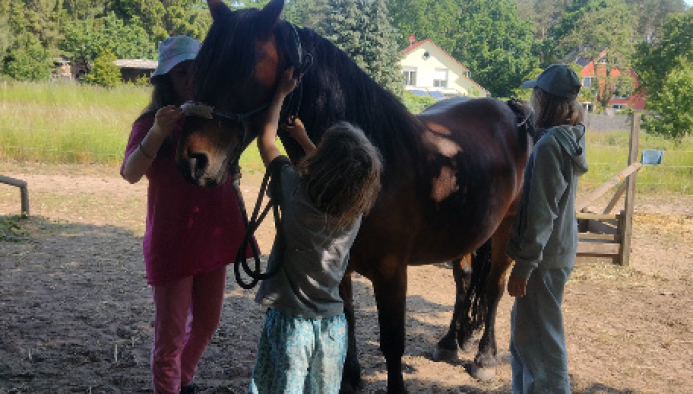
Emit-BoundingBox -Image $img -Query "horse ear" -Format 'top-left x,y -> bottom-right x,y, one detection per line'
207,0 -> 231,20
256,0 -> 285,39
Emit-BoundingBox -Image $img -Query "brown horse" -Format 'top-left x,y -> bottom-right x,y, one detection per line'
176,1 -> 534,392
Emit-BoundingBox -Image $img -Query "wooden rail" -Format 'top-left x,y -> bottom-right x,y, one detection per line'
0,175 -> 30,216
577,112 -> 641,266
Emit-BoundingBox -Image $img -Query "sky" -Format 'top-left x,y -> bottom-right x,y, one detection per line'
687,0 -> 693,7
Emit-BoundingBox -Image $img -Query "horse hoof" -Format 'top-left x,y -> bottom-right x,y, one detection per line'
431,346 -> 458,362
469,363 -> 496,381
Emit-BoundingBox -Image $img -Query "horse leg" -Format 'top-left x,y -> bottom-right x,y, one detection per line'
339,273 -> 362,394
432,255 -> 472,362
372,263 -> 408,394
469,218 -> 514,381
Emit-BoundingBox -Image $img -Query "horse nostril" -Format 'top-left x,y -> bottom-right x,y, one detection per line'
188,152 -> 209,180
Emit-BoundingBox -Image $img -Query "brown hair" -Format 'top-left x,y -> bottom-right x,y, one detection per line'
136,75 -> 178,122
296,122 -> 383,229
530,87 -> 584,129
133,72 -> 180,156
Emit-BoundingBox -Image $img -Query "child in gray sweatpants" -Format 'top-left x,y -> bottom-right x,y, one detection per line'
506,64 -> 588,394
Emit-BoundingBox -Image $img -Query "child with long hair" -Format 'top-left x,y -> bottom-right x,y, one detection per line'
121,35 -> 249,394
506,64 -> 588,394
247,68 -> 382,394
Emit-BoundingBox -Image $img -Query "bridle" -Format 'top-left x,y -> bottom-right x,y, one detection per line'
180,21 -> 312,146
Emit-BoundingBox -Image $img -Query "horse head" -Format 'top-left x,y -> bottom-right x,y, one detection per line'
177,0 -> 297,186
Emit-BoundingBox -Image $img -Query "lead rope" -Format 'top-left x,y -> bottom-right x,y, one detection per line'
233,158 -> 287,289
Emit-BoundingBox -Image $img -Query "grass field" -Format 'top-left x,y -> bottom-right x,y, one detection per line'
1,80 -> 691,194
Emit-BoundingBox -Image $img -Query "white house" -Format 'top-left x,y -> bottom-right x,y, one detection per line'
400,39 -> 490,98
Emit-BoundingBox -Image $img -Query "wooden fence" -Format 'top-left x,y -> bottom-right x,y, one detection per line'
576,113 -> 642,266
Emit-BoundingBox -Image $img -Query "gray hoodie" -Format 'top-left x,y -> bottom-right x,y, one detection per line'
507,124 -> 588,279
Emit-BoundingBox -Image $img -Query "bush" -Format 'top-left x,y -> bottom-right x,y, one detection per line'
82,50 -> 121,88
3,44 -> 52,82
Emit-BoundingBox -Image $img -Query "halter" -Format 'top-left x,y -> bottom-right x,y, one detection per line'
281,23 -> 313,125
181,22 -> 312,143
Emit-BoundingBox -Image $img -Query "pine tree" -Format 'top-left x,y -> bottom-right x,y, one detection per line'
283,0 -> 330,28
318,0 -> 403,96
362,0 -> 403,96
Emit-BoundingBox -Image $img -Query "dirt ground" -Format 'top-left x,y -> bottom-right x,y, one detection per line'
1,162 -> 692,394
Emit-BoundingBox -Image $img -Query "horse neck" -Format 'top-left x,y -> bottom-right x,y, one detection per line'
296,32 -> 425,168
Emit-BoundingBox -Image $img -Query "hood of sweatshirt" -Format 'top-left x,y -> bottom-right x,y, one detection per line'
551,124 -> 588,175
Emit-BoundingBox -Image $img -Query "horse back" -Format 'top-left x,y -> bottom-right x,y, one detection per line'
401,97 -> 530,263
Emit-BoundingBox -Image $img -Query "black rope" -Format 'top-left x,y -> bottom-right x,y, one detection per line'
233,157 -> 289,289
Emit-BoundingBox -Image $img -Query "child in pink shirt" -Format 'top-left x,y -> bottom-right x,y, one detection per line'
121,35 -> 248,394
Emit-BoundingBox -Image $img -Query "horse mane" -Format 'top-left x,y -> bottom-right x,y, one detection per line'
193,8 -> 259,105
294,27 -> 427,167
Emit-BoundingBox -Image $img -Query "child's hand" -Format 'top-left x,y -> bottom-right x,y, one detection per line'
507,273 -> 527,298
281,116 -> 316,154
282,116 -> 307,140
275,67 -> 299,99
152,105 -> 183,137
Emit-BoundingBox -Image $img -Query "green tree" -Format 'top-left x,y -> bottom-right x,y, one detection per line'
318,0 -> 403,96
106,0 -> 210,42
60,12 -> 156,67
319,0 -> 368,70
633,10 -> 693,96
283,0 -> 330,28
13,0 -> 64,52
82,49 -> 121,87
623,0 -> 687,42
0,14 -> 13,59
388,0 -> 462,51
452,0 -> 538,97
546,0 -> 635,110
62,0 -> 106,20
361,0 -> 403,96
3,41 -> 53,81
642,59 -> 693,140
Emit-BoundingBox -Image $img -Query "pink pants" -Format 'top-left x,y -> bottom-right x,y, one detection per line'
151,265 -> 226,394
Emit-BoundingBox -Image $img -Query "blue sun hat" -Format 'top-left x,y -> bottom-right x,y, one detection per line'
522,64 -> 582,99
150,35 -> 201,83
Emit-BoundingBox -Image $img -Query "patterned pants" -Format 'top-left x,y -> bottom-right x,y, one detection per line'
248,309 -> 348,394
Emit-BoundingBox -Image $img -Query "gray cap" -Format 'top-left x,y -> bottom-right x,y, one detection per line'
150,35 -> 201,83
521,64 -> 581,99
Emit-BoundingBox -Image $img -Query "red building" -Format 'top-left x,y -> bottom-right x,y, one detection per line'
578,51 -> 646,112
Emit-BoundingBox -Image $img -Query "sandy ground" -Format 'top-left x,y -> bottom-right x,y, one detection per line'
0,162 -> 692,394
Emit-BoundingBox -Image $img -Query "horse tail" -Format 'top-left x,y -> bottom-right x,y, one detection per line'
465,238 -> 492,332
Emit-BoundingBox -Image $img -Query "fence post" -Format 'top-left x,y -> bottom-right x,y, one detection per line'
619,112 -> 640,266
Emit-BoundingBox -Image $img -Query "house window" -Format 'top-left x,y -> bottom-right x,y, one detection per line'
403,67 -> 417,86
433,68 -> 448,88
612,104 -> 627,111
582,77 -> 594,88
612,85 -> 630,99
